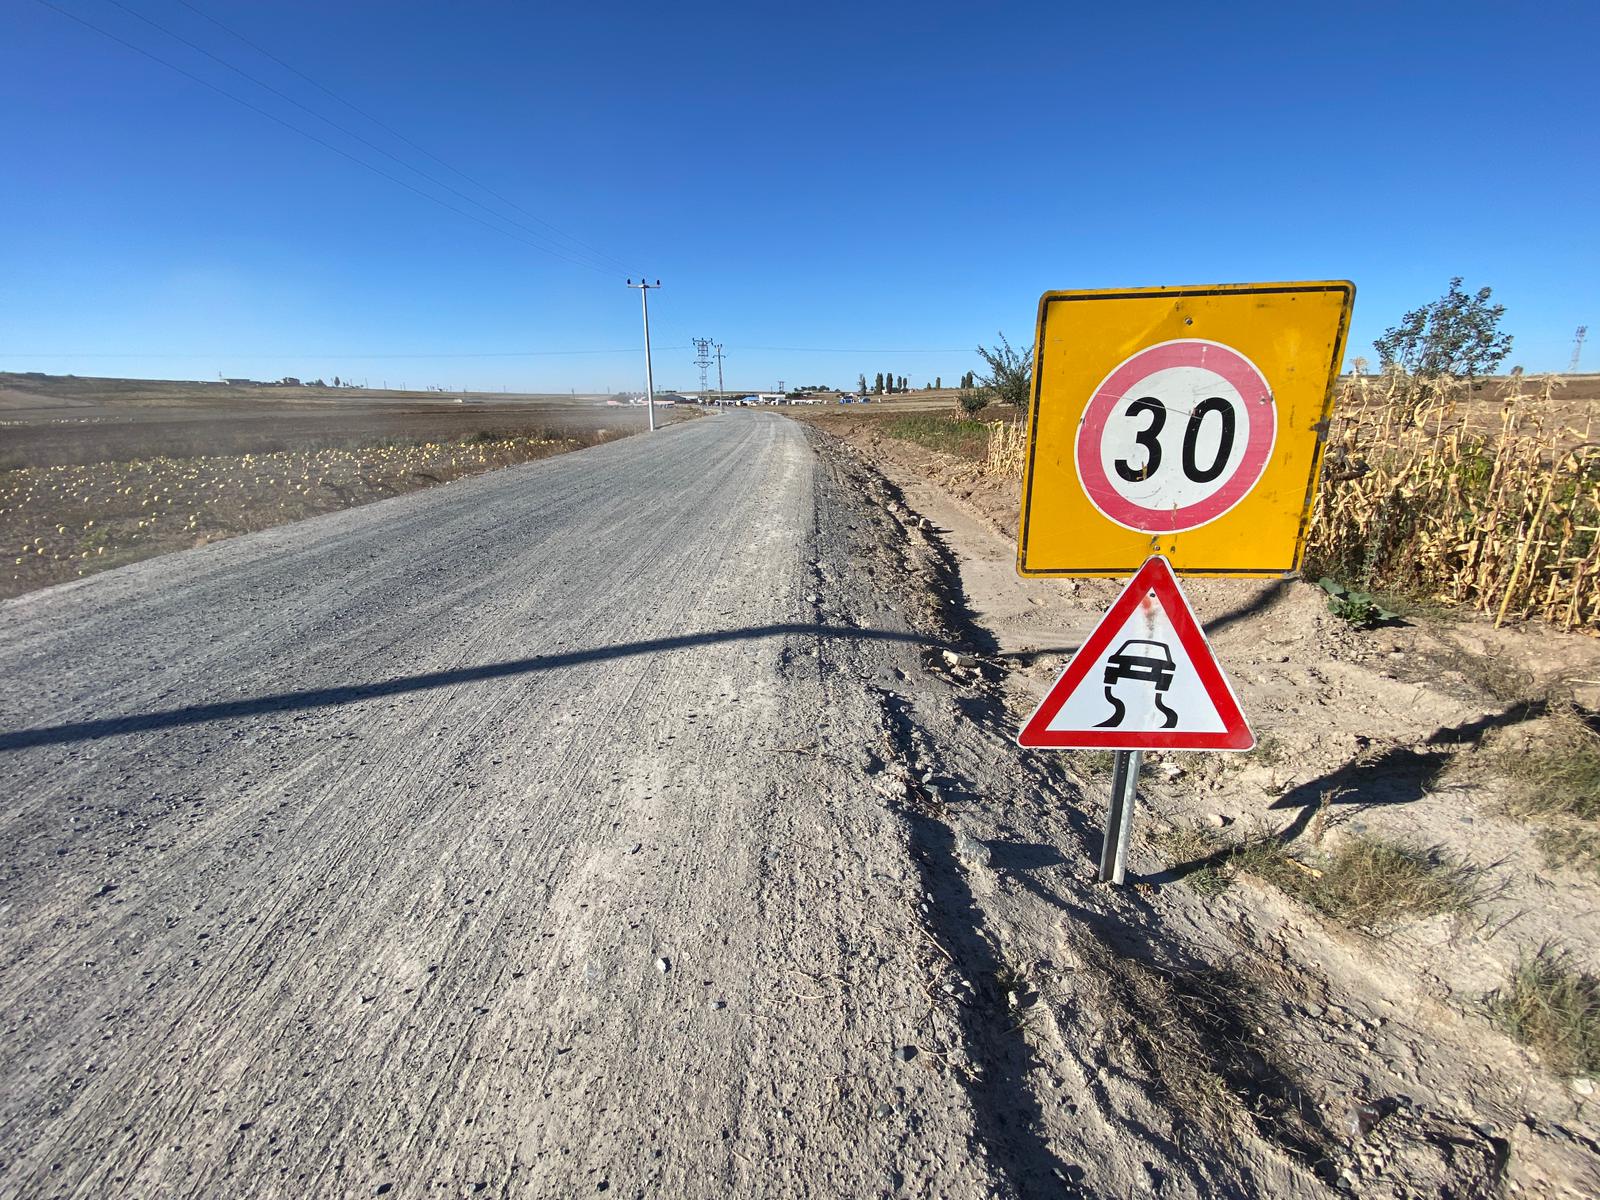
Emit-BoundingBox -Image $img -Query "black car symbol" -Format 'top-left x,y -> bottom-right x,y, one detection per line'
1095,638 -> 1180,730
1103,639 -> 1176,691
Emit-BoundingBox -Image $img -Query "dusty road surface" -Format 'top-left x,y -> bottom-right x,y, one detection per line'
0,413 -> 998,1198
2,411 -> 1558,1199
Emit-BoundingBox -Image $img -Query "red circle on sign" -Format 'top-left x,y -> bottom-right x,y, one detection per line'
1075,340 -> 1275,533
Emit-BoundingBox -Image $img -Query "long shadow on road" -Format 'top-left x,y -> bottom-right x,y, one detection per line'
1,622 -> 955,753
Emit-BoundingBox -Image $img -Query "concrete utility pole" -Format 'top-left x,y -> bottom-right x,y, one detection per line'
626,278 -> 662,431
714,343 -> 725,400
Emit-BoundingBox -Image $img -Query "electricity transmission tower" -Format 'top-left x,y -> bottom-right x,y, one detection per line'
1572,326 -> 1589,373
691,338 -> 714,396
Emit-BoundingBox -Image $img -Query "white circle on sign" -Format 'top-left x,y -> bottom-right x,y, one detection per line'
1075,340 -> 1276,534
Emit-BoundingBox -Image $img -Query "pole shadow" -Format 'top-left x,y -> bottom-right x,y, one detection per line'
1,622 -> 954,753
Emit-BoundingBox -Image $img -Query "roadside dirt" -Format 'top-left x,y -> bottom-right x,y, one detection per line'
805,417 -> 1600,1198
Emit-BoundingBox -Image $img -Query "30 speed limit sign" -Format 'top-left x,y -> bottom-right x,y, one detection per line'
1018,281 -> 1354,577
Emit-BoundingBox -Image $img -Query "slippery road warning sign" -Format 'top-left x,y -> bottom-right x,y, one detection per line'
1017,556 -> 1252,751
1018,281 -> 1354,577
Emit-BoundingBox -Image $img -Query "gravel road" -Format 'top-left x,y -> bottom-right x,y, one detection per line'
0,413 -> 1019,1199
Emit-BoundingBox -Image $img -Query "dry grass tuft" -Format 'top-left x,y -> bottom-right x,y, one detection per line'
1149,823 -> 1234,896
1487,946 -> 1600,1078
1306,372 -> 1600,629
1492,706 -> 1600,823
1067,936 -> 1332,1164
1536,826 -> 1600,879
1302,838 -> 1481,932
1072,749 -> 1117,780
1156,826 -> 1479,934
1488,705 -> 1600,877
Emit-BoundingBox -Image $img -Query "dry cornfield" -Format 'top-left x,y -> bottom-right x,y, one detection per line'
1306,373 -> 1600,630
982,418 -> 1027,479
984,374 -> 1599,630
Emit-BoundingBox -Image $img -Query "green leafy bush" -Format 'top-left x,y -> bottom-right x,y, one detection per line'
1318,577 -> 1397,627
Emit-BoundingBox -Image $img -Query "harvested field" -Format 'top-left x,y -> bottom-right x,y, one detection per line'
0,373 -> 679,598
0,372 -> 646,468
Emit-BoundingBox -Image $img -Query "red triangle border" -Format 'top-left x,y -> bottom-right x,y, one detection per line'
1017,556 -> 1255,751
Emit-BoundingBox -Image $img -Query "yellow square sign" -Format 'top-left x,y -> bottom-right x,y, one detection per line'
1018,281 -> 1354,578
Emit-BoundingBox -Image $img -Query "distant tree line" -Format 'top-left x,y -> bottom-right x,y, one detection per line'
863,371 -> 913,394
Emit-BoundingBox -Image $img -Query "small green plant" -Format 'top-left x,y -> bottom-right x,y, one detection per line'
973,332 -> 1033,408
956,389 -> 989,416
1488,946 -> 1600,1078
1318,577 -> 1397,627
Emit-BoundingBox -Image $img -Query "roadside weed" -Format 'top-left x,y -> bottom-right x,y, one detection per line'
1155,826 -> 1479,934
1318,577 -> 1398,628
1488,946 -> 1600,1078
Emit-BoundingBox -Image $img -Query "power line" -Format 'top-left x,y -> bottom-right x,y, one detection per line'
171,0 -> 632,275
33,0 -> 620,276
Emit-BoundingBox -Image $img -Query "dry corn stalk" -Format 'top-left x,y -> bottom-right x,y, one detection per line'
983,420 -> 1027,480
1306,372 -> 1600,630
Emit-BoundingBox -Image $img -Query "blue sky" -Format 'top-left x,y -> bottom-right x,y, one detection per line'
4,0 -> 1596,392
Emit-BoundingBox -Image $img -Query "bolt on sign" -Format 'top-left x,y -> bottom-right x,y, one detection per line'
1017,281 -> 1355,577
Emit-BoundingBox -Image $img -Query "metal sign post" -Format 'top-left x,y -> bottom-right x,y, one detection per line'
1020,556 -> 1253,886
1100,750 -> 1142,884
